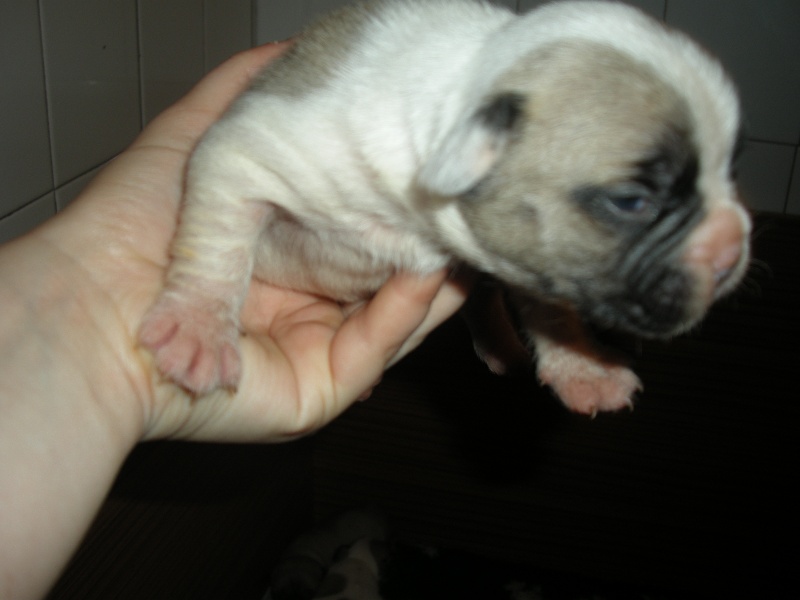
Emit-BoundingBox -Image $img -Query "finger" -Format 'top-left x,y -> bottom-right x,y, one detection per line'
132,42 -> 291,152
387,269 -> 473,366
330,270 -> 449,400
179,42 -> 292,117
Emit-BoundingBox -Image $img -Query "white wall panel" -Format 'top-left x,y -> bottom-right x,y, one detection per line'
40,0 -> 140,186
0,194 -> 56,245
139,0 -> 205,125
0,1 -> 53,216
786,148 -> 800,216
205,0 -> 254,70
667,0 -> 800,146
737,141 -> 795,213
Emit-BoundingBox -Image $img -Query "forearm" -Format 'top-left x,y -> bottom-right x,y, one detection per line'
0,235 -> 144,599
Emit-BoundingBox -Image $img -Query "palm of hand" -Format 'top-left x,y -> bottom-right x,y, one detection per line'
38,44 -> 464,443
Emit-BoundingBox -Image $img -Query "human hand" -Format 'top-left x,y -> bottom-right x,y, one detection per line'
20,42 -> 468,444
0,42 -> 469,599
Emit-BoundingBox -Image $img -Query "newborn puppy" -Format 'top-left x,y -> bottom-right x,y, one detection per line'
139,0 -> 750,414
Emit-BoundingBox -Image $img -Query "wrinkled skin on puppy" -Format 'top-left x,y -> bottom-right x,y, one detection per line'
139,0 -> 750,415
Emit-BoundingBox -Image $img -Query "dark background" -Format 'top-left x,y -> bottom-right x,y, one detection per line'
50,214 -> 799,599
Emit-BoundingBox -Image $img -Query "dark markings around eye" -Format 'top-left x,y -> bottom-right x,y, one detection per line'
573,124 -> 701,228
618,146 -> 703,298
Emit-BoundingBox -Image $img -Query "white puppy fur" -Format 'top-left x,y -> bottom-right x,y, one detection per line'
139,0 -> 750,414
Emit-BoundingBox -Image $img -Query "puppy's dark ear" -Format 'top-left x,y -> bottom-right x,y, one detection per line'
418,92 -> 525,197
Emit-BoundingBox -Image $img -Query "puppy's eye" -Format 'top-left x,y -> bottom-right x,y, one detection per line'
605,191 -> 660,221
571,185 -> 659,225
609,195 -> 651,214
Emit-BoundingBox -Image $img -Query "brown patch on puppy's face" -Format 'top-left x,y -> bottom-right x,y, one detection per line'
459,41 -> 744,338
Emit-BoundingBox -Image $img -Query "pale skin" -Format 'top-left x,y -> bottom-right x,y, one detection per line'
0,42 -> 468,599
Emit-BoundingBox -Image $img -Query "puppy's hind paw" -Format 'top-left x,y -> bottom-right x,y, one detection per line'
139,296 -> 242,395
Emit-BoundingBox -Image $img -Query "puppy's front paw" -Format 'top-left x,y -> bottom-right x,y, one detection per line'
139,295 -> 241,395
537,345 -> 642,416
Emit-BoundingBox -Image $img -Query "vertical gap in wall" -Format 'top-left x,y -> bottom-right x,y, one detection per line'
251,0 -> 258,48
202,0 -> 209,73
662,0 -> 669,21
784,146 -> 798,213
36,0 -> 58,214
135,0 -> 145,130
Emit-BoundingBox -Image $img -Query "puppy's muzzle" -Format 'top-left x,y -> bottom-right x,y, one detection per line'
683,204 -> 750,304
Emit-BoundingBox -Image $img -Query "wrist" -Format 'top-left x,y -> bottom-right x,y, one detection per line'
0,231 -> 146,596
5,229 -> 148,437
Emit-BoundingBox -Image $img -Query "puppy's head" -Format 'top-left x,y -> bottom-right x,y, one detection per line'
421,2 -> 749,338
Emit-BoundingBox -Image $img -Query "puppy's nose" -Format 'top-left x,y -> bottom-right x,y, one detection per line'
712,243 -> 742,285
684,206 -> 747,292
